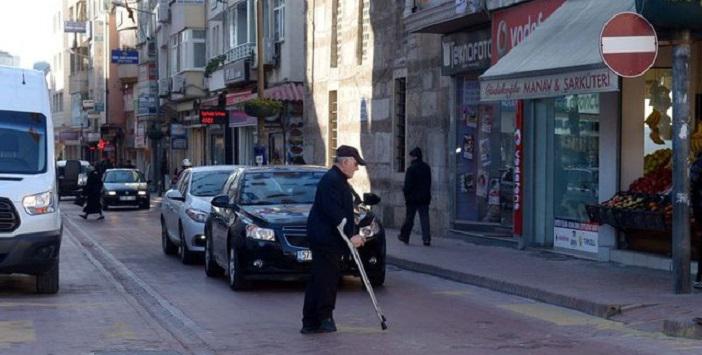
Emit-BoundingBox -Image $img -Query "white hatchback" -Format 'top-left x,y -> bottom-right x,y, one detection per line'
160,165 -> 242,264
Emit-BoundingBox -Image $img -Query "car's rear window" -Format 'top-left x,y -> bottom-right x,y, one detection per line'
0,110 -> 47,174
239,171 -> 324,205
190,170 -> 233,197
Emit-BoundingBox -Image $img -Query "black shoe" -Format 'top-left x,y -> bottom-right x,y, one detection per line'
398,235 -> 409,245
97,215 -> 105,220
423,241 -> 431,246
317,318 -> 337,333
80,214 -> 87,220
300,325 -> 319,334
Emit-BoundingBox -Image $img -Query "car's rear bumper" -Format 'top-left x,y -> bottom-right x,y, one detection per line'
0,229 -> 62,275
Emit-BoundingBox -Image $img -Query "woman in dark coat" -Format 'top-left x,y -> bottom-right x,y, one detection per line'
80,170 -> 104,220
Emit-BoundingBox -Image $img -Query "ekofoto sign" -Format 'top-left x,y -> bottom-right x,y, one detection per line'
600,12 -> 658,78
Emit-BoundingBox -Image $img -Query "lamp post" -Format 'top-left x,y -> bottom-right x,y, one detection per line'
255,0 -> 267,165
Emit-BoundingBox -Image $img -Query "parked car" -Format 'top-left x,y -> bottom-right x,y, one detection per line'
57,160 -> 92,199
0,66 -> 62,294
161,165 -> 242,264
204,166 -> 386,290
101,169 -> 150,210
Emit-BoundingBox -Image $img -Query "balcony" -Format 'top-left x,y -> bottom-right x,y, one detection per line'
225,42 -> 255,64
69,70 -> 89,94
170,1 -> 205,35
170,71 -> 205,101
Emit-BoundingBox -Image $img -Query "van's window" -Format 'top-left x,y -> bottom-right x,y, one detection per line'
104,170 -> 145,183
0,110 -> 47,174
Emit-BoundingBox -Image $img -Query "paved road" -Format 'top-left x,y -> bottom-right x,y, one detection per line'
0,200 -> 700,354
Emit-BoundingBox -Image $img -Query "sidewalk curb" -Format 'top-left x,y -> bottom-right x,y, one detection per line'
386,256 -> 622,319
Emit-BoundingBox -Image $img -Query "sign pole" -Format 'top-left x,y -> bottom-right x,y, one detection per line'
672,29 -> 692,294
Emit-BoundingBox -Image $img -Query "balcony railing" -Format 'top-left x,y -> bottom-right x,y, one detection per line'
225,42 -> 255,64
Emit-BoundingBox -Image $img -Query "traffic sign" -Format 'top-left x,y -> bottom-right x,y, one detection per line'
600,12 -> 658,78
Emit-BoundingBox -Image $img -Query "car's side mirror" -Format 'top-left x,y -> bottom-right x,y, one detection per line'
166,190 -> 185,202
363,193 -> 381,206
211,195 -> 231,209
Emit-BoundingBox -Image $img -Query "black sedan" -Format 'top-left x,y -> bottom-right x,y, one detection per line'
101,169 -> 150,210
204,166 -> 386,290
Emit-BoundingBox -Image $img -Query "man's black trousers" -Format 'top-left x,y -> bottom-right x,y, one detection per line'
302,249 -> 341,327
399,204 -> 431,243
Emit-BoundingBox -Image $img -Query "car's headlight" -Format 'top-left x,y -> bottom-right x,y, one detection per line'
246,224 -> 275,241
106,191 -> 117,196
186,208 -> 208,223
23,191 -> 55,215
138,190 -> 147,196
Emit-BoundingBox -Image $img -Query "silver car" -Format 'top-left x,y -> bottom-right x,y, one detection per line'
161,165 -> 242,264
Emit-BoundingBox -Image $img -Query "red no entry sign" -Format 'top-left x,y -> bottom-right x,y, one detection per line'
600,12 -> 658,78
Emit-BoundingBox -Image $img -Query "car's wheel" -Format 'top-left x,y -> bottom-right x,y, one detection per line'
227,244 -> 247,291
161,217 -> 176,255
36,259 -> 59,294
178,224 -> 195,265
205,232 -> 223,277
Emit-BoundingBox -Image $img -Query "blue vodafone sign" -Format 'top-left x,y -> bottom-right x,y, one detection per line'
111,49 -> 139,64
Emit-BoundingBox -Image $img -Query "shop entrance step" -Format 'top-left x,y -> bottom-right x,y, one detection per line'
447,229 -> 519,249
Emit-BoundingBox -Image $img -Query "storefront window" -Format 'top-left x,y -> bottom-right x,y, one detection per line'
643,69 -> 673,155
553,94 -> 600,222
455,78 -> 515,226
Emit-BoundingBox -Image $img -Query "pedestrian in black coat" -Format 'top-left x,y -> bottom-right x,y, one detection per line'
398,147 -> 432,246
301,145 -> 367,334
691,152 -> 702,288
80,170 -> 104,220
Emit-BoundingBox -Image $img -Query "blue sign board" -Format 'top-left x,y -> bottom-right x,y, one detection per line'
111,49 -> 139,64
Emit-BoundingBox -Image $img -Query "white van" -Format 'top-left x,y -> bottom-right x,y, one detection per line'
0,66 -> 61,293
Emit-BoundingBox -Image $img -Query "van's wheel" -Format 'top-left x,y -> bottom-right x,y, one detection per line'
36,259 -> 59,294
161,217 -> 176,255
178,224 -> 195,265
227,245 -> 247,291
205,233 -> 223,277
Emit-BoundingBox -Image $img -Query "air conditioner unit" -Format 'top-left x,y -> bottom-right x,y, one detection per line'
251,39 -> 276,68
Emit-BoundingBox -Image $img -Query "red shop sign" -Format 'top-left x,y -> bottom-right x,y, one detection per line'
491,0 -> 565,64
200,109 -> 228,125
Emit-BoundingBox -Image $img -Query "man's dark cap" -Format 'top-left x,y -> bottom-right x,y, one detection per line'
336,145 -> 366,166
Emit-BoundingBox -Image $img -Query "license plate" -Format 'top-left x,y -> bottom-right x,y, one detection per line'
120,196 -> 136,201
296,249 -> 312,262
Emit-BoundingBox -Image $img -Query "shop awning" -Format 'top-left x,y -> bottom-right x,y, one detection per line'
480,0 -> 636,102
225,83 -> 305,107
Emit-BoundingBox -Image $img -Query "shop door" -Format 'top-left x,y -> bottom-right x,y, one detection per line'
211,134 -> 225,165
454,78 -> 516,229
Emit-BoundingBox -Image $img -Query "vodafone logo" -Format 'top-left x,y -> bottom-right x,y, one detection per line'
496,21 -> 509,58
496,13 -> 546,59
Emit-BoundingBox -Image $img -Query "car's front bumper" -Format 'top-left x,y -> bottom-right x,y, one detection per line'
181,218 -> 206,252
102,194 -> 149,206
0,229 -> 62,275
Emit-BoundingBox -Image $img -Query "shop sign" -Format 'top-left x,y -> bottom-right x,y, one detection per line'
170,123 -> 188,150
491,0 -> 565,64
200,109 -> 228,125
553,219 -> 598,253
64,21 -> 86,33
111,49 -> 139,64
557,94 -> 599,115
455,0 -> 480,14
442,29 -> 491,75
228,110 -> 258,128
513,100 -> 523,237
223,60 -> 250,85
82,100 -> 95,110
480,67 -> 618,102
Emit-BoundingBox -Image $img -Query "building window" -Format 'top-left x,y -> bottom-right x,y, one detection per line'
272,0 -> 285,42
228,0 -> 255,49
210,24 -> 220,58
356,0 -> 369,64
330,0 -> 339,68
328,90 -> 338,165
394,78 -> 407,172
172,29 -> 206,73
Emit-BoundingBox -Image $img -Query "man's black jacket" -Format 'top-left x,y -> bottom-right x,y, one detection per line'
403,159 -> 432,205
307,166 -> 355,254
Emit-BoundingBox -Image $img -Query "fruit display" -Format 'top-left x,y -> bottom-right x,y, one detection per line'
692,124 -> 702,156
592,192 -> 672,231
629,166 -> 672,194
644,148 -> 671,175
645,109 -> 665,144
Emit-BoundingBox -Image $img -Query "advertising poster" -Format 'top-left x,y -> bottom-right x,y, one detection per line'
553,219 -> 599,253
488,178 -> 501,205
480,105 -> 493,133
476,170 -> 488,197
463,134 -> 474,160
460,173 -> 475,192
463,106 -> 478,127
479,138 -> 491,167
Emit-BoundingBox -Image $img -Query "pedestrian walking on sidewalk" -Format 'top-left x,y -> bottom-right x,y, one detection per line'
398,147 -> 432,246
80,170 -> 105,220
690,152 -> 702,288
301,145 -> 367,334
